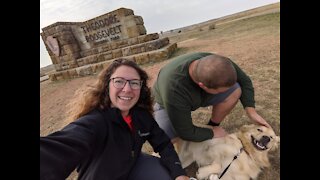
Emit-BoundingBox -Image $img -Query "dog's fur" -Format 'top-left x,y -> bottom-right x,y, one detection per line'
177,124 -> 280,180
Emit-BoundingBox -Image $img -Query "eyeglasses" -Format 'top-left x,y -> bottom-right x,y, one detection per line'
110,77 -> 143,90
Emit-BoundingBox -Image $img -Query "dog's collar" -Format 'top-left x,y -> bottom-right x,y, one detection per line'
218,147 -> 243,179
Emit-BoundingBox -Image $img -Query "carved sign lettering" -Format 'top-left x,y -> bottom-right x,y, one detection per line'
84,25 -> 122,43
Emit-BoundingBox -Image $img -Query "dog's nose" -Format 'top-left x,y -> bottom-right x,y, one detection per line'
260,136 -> 270,144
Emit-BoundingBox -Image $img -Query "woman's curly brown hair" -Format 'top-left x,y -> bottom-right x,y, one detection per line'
65,59 -> 153,123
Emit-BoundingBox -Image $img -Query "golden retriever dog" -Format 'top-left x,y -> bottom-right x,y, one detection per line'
177,124 -> 280,180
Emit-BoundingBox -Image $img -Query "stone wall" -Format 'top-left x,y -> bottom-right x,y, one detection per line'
40,7 -> 177,81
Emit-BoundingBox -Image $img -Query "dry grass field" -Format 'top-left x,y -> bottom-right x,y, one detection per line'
40,3 -> 280,179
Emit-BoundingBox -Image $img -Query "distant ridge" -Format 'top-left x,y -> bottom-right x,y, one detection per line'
162,2 -> 279,34
40,64 -> 55,77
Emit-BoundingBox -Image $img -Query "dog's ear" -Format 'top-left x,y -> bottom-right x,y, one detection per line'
270,135 -> 280,151
275,135 -> 280,147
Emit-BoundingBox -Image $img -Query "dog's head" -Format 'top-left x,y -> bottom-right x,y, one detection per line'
238,124 -> 280,152
236,124 -> 280,168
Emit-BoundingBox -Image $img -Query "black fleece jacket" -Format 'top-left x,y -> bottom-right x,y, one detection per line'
40,107 -> 186,180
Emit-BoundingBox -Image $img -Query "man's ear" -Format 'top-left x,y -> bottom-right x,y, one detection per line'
198,82 -> 208,90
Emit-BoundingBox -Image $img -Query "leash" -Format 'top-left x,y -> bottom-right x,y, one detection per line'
218,148 -> 243,179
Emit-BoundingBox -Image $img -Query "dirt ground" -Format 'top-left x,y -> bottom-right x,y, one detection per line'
40,12 -> 280,180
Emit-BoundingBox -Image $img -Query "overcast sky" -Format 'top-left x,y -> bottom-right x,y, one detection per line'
40,0 -> 280,68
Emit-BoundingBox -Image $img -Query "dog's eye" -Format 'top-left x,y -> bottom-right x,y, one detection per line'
270,136 -> 274,139
257,128 -> 263,132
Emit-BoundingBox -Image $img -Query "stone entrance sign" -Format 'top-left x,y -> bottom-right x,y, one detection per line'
40,7 -> 177,81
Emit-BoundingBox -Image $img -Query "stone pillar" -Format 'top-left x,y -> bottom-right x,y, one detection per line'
121,15 -> 147,38
41,22 -> 81,71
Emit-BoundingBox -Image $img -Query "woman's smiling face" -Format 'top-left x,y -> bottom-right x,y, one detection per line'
109,65 -> 141,117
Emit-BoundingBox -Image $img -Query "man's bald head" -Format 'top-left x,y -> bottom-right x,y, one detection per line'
195,54 -> 237,89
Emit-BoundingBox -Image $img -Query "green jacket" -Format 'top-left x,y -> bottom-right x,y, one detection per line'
152,52 -> 254,141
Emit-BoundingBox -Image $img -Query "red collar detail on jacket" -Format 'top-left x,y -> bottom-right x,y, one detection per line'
123,115 -> 134,132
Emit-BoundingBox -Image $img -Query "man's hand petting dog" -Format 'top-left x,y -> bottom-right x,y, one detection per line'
210,126 -> 227,138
